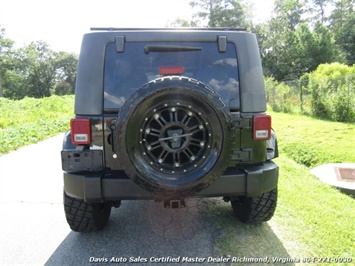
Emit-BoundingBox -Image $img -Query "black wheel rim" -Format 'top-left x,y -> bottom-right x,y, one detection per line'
139,102 -> 213,175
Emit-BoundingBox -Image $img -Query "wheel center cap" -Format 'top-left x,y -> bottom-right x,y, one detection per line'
167,129 -> 183,148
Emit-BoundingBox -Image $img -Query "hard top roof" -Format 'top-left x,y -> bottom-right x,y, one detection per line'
90,27 -> 248,32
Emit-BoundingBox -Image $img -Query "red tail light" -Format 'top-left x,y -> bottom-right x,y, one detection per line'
70,118 -> 91,145
159,66 -> 184,76
253,115 -> 271,140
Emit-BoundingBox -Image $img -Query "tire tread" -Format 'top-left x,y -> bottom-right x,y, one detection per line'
64,192 -> 111,232
231,188 -> 277,223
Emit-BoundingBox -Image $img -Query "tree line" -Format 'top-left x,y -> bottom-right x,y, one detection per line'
0,27 -> 78,99
171,0 -> 354,81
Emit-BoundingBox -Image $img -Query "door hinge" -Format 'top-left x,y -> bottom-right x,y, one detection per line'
231,149 -> 251,161
230,113 -> 251,129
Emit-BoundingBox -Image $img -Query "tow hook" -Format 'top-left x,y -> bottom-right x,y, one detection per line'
163,199 -> 186,209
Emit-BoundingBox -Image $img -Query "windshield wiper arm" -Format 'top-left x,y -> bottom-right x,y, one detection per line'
144,45 -> 202,54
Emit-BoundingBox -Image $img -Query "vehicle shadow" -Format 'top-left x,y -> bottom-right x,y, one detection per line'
205,198 -> 297,265
45,199 -> 294,266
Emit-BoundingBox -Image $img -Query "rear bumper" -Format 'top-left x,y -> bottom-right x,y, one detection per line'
63,161 -> 278,202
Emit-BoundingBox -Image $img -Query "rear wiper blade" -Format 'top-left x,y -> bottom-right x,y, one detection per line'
144,45 -> 202,54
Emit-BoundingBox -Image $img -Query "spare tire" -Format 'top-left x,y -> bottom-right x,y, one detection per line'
114,76 -> 232,197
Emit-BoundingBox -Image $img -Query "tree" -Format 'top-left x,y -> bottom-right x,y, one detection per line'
312,22 -> 339,64
263,26 -> 304,80
54,52 -> 78,95
330,0 -> 355,65
189,0 -> 247,27
261,20 -> 338,80
259,13 -> 297,80
0,26 -> 78,99
19,41 -> 57,98
258,0 -> 307,79
311,0 -> 331,23
257,0 -> 341,80
0,27 -> 14,97
240,0 -> 255,29
292,22 -> 338,76
273,0 -> 306,31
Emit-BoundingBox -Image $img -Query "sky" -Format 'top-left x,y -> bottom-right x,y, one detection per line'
0,0 -> 274,54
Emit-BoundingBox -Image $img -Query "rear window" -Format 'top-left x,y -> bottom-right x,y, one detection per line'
104,41 -> 240,111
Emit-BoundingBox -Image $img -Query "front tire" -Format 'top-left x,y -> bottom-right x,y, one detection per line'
231,188 -> 277,223
64,192 -> 112,232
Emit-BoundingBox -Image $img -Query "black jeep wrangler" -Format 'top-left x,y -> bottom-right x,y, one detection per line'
61,28 -> 279,232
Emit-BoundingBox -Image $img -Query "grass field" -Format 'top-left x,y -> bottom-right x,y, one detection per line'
0,95 -> 74,155
210,110 -> 355,265
273,111 -> 355,167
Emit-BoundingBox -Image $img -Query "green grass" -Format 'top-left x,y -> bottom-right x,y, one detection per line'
273,155 -> 354,258
271,111 -> 355,167
208,110 -> 355,265
0,95 -> 74,155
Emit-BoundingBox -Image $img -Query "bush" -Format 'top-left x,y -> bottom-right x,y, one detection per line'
0,95 -> 74,154
307,63 -> 355,122
266,63 -> 355,122
265,77 -> 300,113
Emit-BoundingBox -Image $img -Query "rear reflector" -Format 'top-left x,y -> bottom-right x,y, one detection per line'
70,118 -> 91,145
253,115 -> 271,140
159,66 -> 184,76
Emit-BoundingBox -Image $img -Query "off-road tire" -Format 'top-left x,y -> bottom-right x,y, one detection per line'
231,188 -> 277,223
114,76 -> 233,197
64,192 -> 112,232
